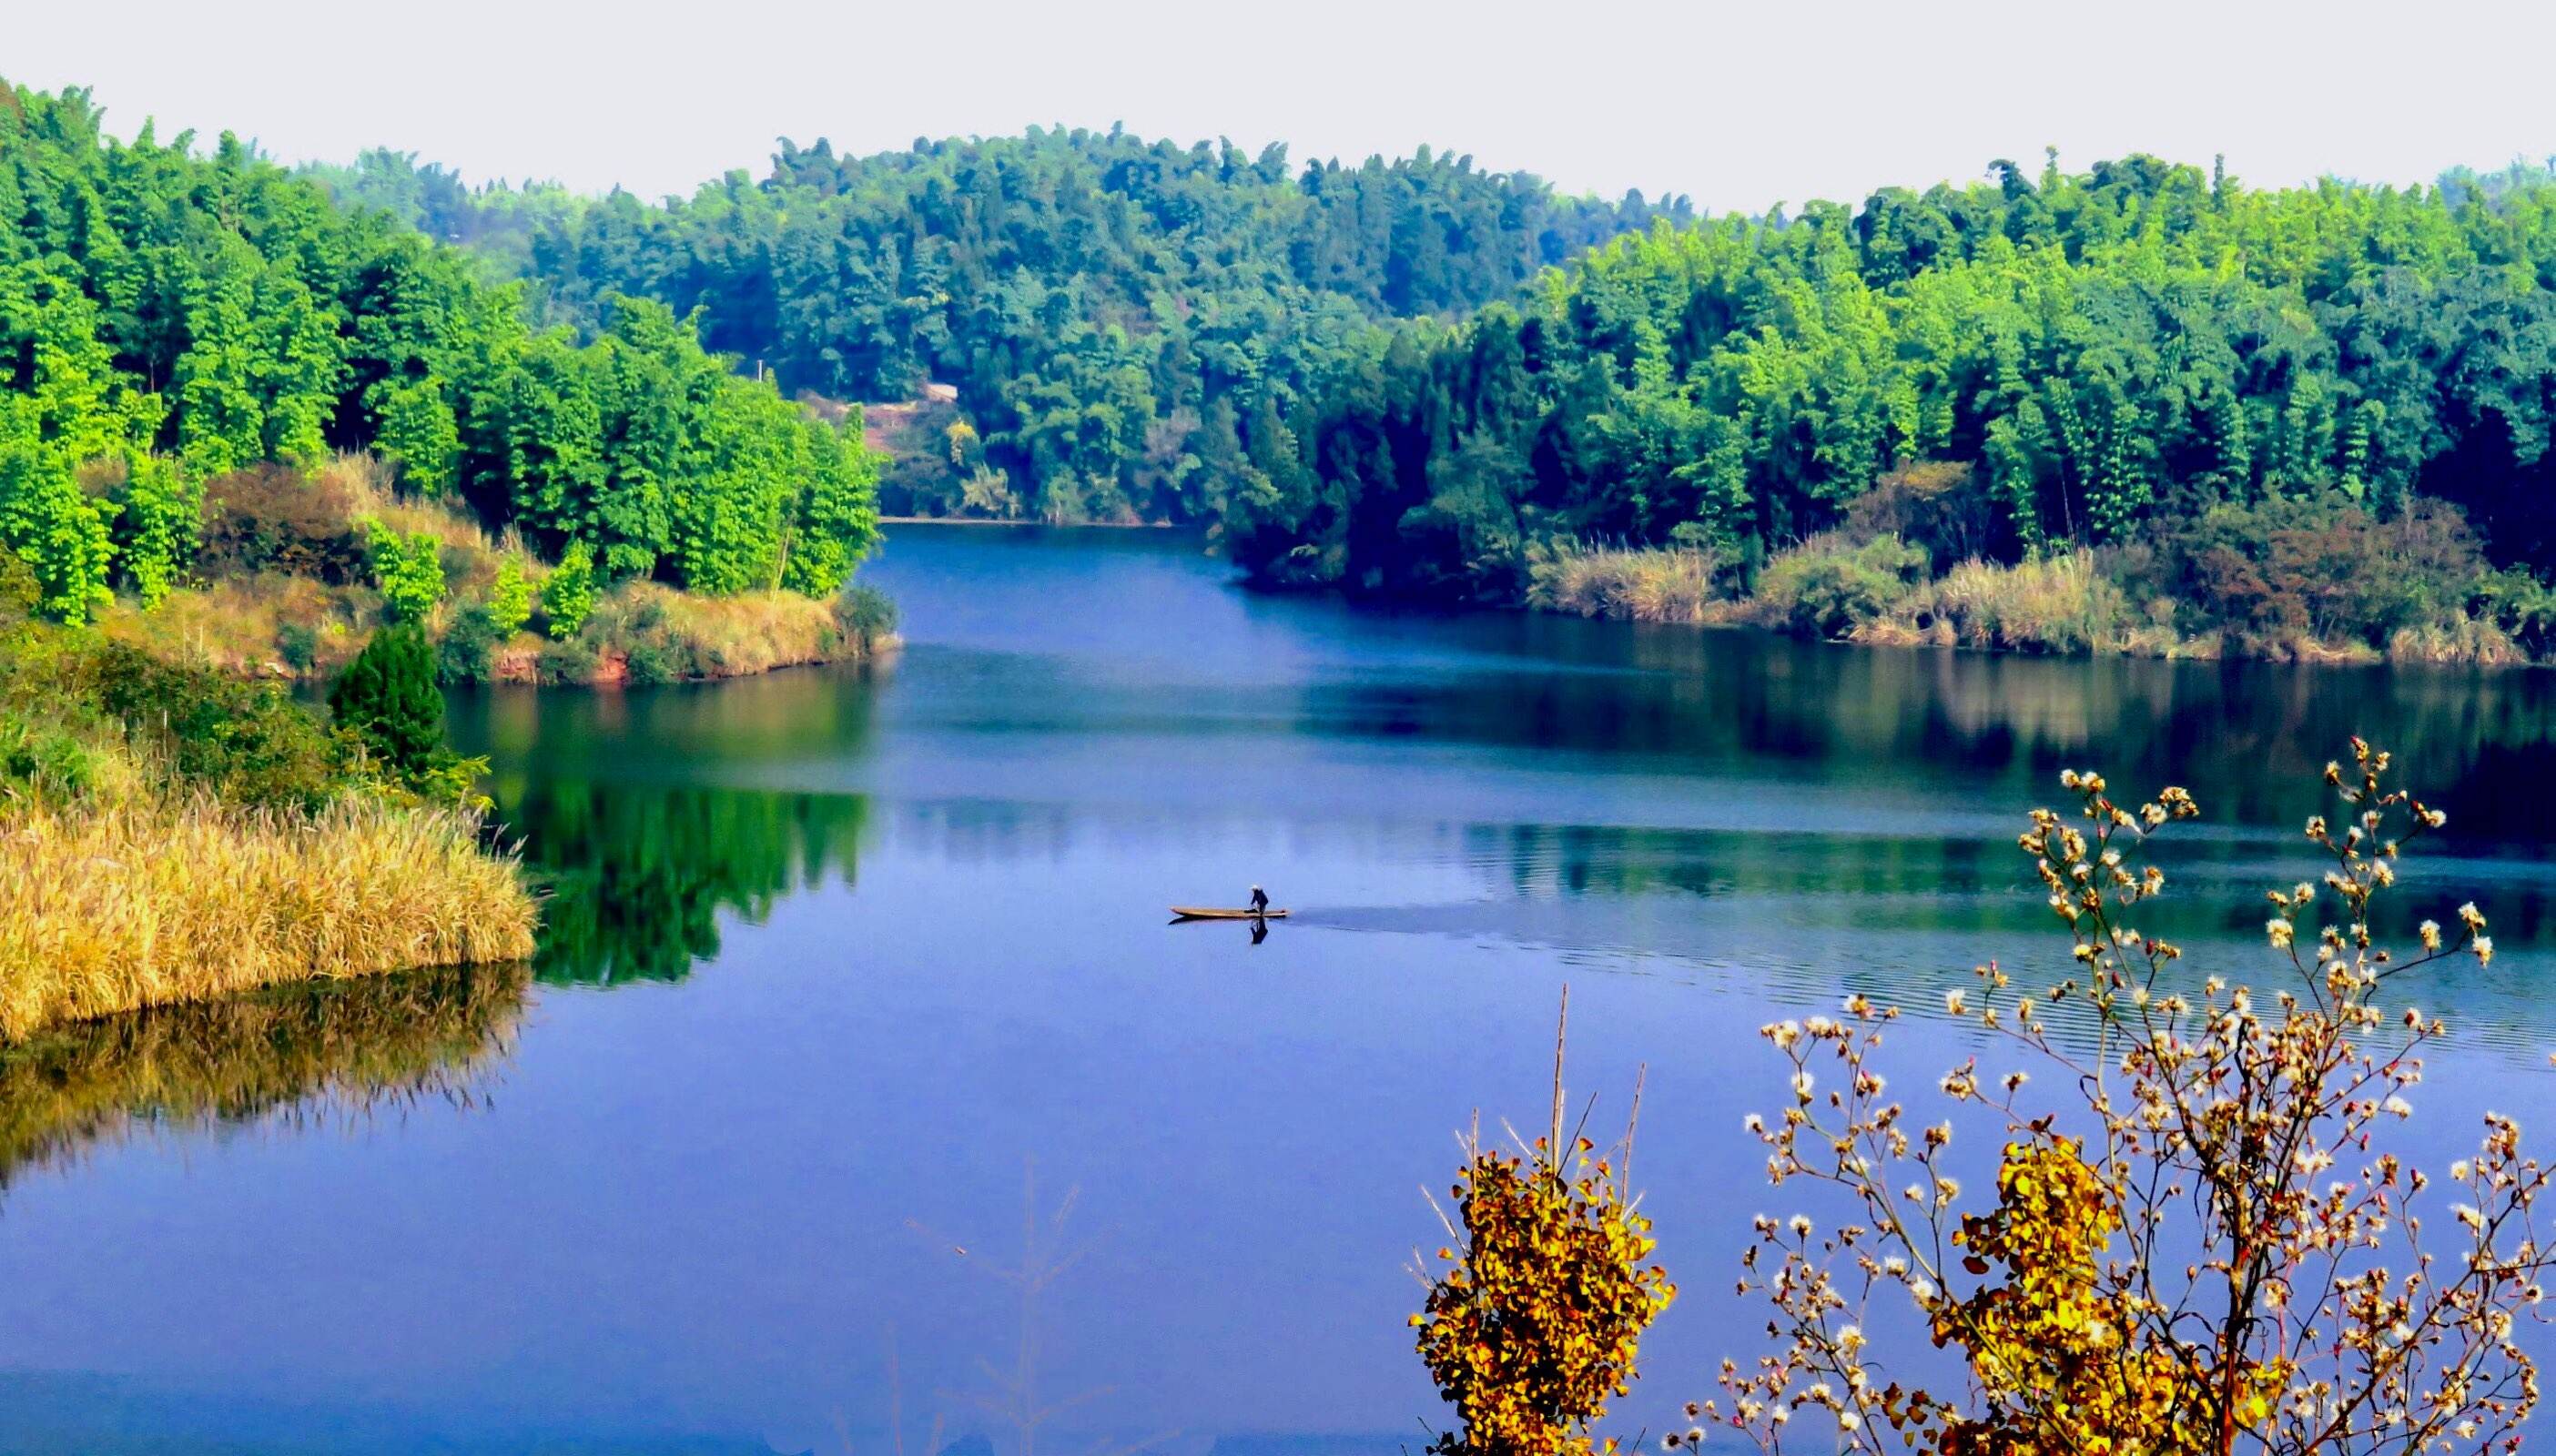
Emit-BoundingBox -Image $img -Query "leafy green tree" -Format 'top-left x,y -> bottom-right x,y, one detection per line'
115,455 -> 202,608
541,539 -> 594,638
369,527 -> 445,622
780,415 -> 882,594
0,430 -> 115,624
370,375 -> 460,492
173,238 -> 268,477
488,556 -> 532,635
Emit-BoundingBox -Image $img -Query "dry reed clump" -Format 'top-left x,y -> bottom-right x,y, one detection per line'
630,584 -> 847,674
0,793 -> 537,1040
326,451 -> 501,559
2387,619 -> 2531,666
1526,542 -> 1725,624
1878,551 -> 2135,654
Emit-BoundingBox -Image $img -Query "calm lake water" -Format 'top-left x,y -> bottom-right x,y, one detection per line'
6,525 -> 2556,1452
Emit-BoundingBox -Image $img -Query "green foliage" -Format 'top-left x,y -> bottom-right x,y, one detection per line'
533,633 -> 598,683
487,556 -> 532,635
369,376 -> 459,492
1214,154 -> 2556,608
328,623 -> 446,783
314,131 -> 1679,528
0,82 -> 883,624
1753,534 -> 1932,638
0,713 -> 99,800
832,581 -> 898,648
540,539 -> 594,638
114,456 -> 202,607
435,604 -> 503,683
0,438 -> 114,624
81,642 -> 354,811
368,526 -> 445,622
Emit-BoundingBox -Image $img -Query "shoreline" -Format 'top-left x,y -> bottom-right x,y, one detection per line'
1518,597 -> 2554,672
106,580 -> 900,689
879,516 -> 1182,529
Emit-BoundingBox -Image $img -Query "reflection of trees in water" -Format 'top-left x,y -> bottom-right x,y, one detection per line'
1365,623 -> 2556,853
505,782 -> 873,985
1471,814 -> 2556,948
0,963 -> 528,1189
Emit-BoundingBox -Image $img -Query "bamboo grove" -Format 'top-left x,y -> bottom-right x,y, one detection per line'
301,129 -> 1689,525
0,82 -> 881,627
1220,152 -> 2556,602
332,133 -> 2556,623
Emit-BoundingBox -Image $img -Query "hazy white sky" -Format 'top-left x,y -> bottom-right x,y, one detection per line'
11,0 -> 2556,211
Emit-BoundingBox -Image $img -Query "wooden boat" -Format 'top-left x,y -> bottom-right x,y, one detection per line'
1168,906 -> 1290,921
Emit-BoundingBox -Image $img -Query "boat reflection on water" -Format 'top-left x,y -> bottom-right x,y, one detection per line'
0,962 -> 530,1191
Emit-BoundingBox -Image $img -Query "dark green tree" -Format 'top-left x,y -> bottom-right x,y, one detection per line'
328,623 -> 445,781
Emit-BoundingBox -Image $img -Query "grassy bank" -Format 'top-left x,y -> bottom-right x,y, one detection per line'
1527,499 -> 2556,667
0,795 -> 533,1039
0,602 -> 538,1040
96,453 -> 896,688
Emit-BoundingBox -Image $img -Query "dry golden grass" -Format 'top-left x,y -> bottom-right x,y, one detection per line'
99,573 -> 376,678
0,793 -> 537,1040
502,581 -> 855,683
1526,542 -> 1726,624
1873,551 -> 2135,654
634,585 -> 847,674
328,452 -> 502,559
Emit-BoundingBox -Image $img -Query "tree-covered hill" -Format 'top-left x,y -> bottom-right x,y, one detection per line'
0,81 -> 880,628
302,130 -> 1689,523
1222,151 -> 2556,616
289,116 -> 2556,660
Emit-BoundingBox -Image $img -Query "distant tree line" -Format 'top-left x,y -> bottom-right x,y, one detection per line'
320,132 -> 2556,628
304,128 -> 1688,524
1221,151 -> 2556,602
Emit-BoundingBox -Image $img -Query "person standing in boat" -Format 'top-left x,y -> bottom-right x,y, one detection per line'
1249,885 -> 1269,915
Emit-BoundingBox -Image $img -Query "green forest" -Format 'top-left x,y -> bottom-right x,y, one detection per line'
301,132 -> 1687,524
1221,153 -> 2556,601
313,133 -> 2556,658
0,81 -> 881,632
25,70 -> 2556,661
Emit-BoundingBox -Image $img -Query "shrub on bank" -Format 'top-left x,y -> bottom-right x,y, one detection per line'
197,463 -> 370,584
833,582 -> 900,652
1750,532 -> 1930,639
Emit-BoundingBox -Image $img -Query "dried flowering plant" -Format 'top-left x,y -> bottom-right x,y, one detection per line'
1699,739 -> 2550,1455
1415,989 -> 1679,1456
